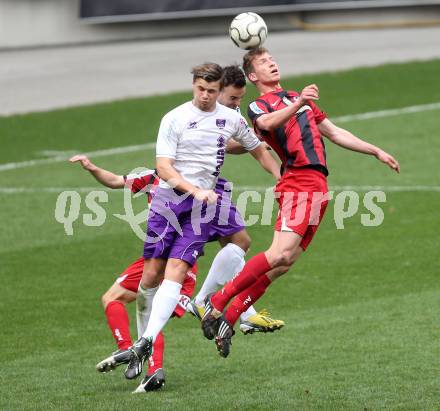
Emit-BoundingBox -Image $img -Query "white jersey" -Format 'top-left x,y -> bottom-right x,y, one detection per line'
236,106 -> 260,142
156,101 -> 261,189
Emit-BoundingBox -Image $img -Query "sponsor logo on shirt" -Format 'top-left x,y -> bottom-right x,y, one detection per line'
249,102 -> 265,114
213,135 -> 226,177
216,119 -> 226,129
217,136 -> 226,147
187,121 -> 198,129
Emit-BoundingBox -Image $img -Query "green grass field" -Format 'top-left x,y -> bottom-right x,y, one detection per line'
1,60 -> 439,410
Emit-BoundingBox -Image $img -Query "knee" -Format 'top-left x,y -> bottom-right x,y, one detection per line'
101,285 -> 126,308
280,251 -> 296,267
232,231 -> 251,253
101,291 -> 113,309
267,250 -> 296,268
141,270 -> 162,289
240,232 -> 251,252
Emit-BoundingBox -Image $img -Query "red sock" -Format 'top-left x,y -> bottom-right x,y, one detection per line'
212,252 -> 271,312
225,274 -> 271,326
105,301 -> 132,350
148,332 -> 164,374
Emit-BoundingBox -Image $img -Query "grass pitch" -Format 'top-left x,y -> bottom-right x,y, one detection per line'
0,59 -> 439,410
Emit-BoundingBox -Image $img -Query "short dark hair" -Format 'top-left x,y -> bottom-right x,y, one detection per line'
221,65 -> 246,89
242,47 -> 269,79
191,63 -> 223,83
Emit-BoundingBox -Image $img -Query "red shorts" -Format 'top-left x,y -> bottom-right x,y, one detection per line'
116,257 -> 197,318
274,168 -> 329,250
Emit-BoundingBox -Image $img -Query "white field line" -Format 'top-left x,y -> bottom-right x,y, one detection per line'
332,102 -> 440,123
0,143 -> 156,172
0,187 -> 113,194
1,185 -> 439,194
1,101 -> 439,173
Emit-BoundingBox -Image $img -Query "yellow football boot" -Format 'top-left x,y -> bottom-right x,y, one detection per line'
239,309 -> 285,334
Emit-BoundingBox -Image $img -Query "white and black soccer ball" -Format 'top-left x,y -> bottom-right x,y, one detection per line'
229,12 -> 268,50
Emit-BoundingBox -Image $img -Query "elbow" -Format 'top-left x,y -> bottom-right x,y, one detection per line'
156,163 -> 166,178
261,118 -> 282,131
109,178 -> 124,189
325,125 -> 344,143
324,132 -> 338,143
156,163 -> 171,181
227,147 -> 247,155
156,169 -> 166,181
109,182 -> 122,189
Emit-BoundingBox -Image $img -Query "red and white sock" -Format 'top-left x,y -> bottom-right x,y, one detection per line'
224,274 -> 271,326
148,331 -> 164,374
211,252 -> 271,312
104,301 -> 132,350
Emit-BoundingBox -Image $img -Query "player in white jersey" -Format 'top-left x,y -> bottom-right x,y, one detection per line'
124,63 -> 281,383
71,152 -> 281,393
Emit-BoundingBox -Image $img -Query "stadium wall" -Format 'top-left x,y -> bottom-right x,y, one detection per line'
1,0 -> 439,49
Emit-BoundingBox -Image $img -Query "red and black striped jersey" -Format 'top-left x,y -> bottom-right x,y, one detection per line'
248,88 -> 328,176
123,169 -> 159,203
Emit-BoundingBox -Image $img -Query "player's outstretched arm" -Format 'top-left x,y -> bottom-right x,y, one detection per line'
156,157 -> 218,204
256,84 -> 319,131
249,144 -> 281,180
69,155 -> 126,188
318,119 -> 400,173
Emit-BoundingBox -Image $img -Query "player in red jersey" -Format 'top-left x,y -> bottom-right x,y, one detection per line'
201,47 -> 400,357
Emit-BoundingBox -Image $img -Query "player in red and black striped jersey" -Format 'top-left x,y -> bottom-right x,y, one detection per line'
201,48 -> 400,357
248,88 -> 328,176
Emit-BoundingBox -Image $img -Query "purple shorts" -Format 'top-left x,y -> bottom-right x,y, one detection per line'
144,187 -> 216,266
208,177 -> 245,242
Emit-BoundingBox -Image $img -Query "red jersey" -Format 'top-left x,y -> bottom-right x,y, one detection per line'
248,88 -> 328,176
124,169 -> 159,203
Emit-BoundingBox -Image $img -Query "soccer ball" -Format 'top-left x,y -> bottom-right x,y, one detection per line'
229,12 -> 268,50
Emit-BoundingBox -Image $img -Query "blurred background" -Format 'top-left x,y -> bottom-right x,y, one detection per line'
1,0 -> 440,115
2,0 -> 440,48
